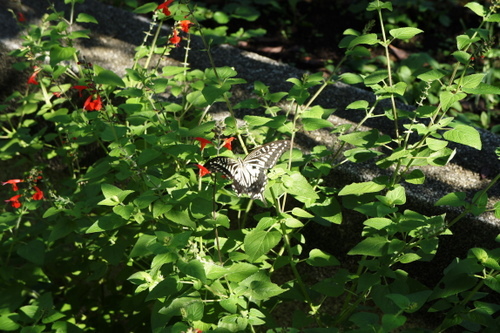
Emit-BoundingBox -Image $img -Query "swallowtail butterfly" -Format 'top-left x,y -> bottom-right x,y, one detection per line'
204,140 -> 291,202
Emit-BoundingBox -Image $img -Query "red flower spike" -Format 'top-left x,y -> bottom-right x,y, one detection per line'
5,194 -> 22,208
27,72 -> 38,85
169,29 -> 181,46
83,95 -> 103,111
196,164 -> 210,177
2,179 -> 24,191
223,137 -> 236,151
32,186 -> 44,201
72,85 -> 88,97
195,137 -> 213,150
179,20 -> 192,33
157,0 -> 175,16
17,12 -> 26,22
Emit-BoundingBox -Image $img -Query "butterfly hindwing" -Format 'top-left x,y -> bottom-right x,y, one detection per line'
204,140 -> 291,201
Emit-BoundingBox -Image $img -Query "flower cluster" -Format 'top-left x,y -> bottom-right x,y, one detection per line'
156,1 -> 193,47
72,84 -> 103,111
3,174 -> 44,209
194,137 -> 236,177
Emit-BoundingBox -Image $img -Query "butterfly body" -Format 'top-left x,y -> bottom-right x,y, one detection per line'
204,140 -> 291,202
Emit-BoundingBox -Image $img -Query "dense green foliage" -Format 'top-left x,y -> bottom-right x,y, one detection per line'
1,0 -> 499,332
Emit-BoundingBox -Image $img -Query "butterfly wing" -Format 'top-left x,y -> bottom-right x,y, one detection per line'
204,140 -> 291,202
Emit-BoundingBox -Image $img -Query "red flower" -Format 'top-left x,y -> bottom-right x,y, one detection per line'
157,0 -> 175,16
196,164 -> 210,177
179,20 -> 192,33
5,194 -> 22,208
2,179 -> 24,191
32,186 -> 44,201
27,72 -> 38,85
83,95 -> 102,111
52,91 -> 62,98
195,137 -> 213,150
72,85 -> 88,97
17,12 -> 26,22
223,137 -> 235,151
169,29 -> 181,46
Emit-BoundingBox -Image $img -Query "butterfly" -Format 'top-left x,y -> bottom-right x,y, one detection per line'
203,140 -> 291,202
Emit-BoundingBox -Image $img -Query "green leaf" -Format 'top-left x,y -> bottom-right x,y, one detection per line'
17,240 -> 45,265
389,27 -> 423,40
244,230 -> 281,262
282,171 -> 319,204
443,124 -> 482,150
302,118 -> 333,130
178,260 -> 207,283
418,69 -> 446,81
291,207 -> 314,218
98,184 -> 134,206
310,197 -> 342,224
404,169 -> 425,184
133,2 -> 158,13
348,33 -> 379,48
439,90 -> 467,111
465,2 -> 486,17
306,249 -> 340,267
459,73 -> 485,89
435,192 -> 467,207
86,214 -> 127,233
94,70 -> 125,87
364,70 -> 388,85
339,181 -> 386,196
76,13 -> 98,23
463,83 -> 500,95
348,235 -> 388,257
49,46 -> 76,66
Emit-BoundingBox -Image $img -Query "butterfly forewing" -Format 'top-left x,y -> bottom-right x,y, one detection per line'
204,140 -> 291,201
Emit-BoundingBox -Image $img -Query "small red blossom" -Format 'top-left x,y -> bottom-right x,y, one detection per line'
179,20 -> 192,33
17,12 -> 26,22
32,186 -> 44,201
169,29 -> 181,46
72,85 -> 88,97
195,137 -> 213,150
27,71 -> 38,85
196,164 -> 210,177
157,0 -> 175,16
52,91 -> 62,98
83,95 -> 102,111
5,194 -> 22,209
2,179 -> 24,191
223,137 -> 236,151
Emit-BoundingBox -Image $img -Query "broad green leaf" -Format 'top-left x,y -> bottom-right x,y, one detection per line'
310,197 -> 342,224
49,46 -> 76,66
364,217 -> 393,230
463,83 -> 500,95
244,230 -> 281,262
95,69 -> 125,87
465,2 -> 486,17
364,70 -> 388,85
418,69 -> 445,81
458,73 -> 485,89
348,235 -> 389,257
282,171 -> 319,203
435,192 -> 467,207
178,260 -> 207,283
76,13 -> 98,23
439,90 -> 467,111
302,118 -> 333,130
389,27 -> 423,40
348,33 -> 379,48
443,124 -> 482,150
404,169 -> 425,184
340,72 -> 363,84
17,240 -> 45,265
339,181 -> 386,196
306,249 -> 340,267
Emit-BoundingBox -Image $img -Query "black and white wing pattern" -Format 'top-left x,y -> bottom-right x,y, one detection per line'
204,140 -> 291,202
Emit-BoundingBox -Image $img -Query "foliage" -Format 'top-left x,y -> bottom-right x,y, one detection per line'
1,0 -> 499,332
